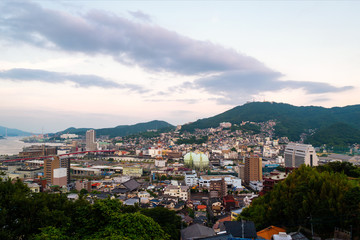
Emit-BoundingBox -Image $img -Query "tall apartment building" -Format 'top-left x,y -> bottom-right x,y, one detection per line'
44,156 -> 70,185
238,164 -> 245,180
244,155 -> 262,184
284,143 -> 319,168
86,129 -> 97,151
210,178 -> 226,198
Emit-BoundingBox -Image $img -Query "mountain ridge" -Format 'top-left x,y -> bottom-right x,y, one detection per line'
0,126 -> 35,137
57,120 -> 174,138
181,102 -> 360,141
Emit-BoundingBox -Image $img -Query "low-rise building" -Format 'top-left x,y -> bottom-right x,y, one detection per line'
163,185 -> 189,201
123,166 -> 143,177
184,171 -> 198,186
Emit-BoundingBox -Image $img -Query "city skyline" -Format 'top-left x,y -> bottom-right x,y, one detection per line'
1,1 -> 359,133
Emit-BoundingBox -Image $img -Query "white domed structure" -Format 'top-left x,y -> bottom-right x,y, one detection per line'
184,152 -> 209,170
184,152 -> 195,166
193,153 -> 209,169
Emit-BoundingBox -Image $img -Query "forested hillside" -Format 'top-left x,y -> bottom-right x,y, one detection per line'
181,102 -> 360,141
57,120 -> 174,138
305,122 -> 360,147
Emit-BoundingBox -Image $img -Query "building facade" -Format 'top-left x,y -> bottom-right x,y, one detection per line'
44,156 -> 70,185
86,129 -> 97,151
244,155 -> 262,184
284,143 -> 319,168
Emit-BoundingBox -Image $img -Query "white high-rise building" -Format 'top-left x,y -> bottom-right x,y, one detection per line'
284,143 -> 318,168
86,130 -> 97,151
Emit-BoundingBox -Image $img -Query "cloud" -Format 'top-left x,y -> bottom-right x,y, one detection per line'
191,70 -> 354,104
0,68 -> 147,92
0,1 -> 266,75
0,2 -> 353,104
128,10 -> 152,22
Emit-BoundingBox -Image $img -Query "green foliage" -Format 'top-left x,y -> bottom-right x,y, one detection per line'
305,122 -> 360,147
316,161 -> 360,178
141,207 -> 181,240
240,165 -> 360,237
0,179 -> 175,240
58,120 -> 174,138
181,102 -> 360,141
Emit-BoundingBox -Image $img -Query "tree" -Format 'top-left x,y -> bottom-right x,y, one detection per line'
240,165 -> 360,237
141,207 -> 181,240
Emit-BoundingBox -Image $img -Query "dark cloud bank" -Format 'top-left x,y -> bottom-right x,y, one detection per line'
0,1 -> 353,103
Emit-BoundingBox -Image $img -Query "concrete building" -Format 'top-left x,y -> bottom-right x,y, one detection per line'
238,164 -> 245,180
44,156 -> 70,185
163,185 -> 189,201
75,180 -> 92,192
199,175 -> 242,190
155,159 -> 166,167
122,166 -> 143,177
244,155 -> 262,184
184,170 -> 198,186
284,143 -> 319,168
86,129 -> 97,151
209,178 -> 226,198
53,168 -> 67,187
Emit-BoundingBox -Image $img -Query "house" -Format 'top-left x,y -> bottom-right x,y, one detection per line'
223,221 -> 257,239
124,198 -> 139,206
257,226 -> 287,240
181,224 -> 215,240
123,179 -> 141,192
210,198 -> 223,216
67,193 -> 79,201
223,195 -> 236,212
197,205 -> 207,212
26,182 -> 40,193
273,232 -> 292,240
164,185 -> 189,201
212,215 -> 231,233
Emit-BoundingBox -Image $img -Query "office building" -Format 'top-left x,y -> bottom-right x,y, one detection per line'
86,129 -> 97,151
284,143 -> 319,168
244,155 -> 262,183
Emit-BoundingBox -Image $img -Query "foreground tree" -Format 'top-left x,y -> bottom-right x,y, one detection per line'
240,165 -> 360,237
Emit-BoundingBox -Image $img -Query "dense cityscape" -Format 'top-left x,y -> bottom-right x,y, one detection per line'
1,1 -> 360,239
1,106 -> 360,239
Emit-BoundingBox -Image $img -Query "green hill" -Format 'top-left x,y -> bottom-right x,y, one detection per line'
305,122 -> 360,147
181,102 -> 360,141
58,120 -> 174,138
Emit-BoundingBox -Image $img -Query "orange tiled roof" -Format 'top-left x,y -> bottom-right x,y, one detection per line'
257,226 -> 286,240
218,215 -> 231,222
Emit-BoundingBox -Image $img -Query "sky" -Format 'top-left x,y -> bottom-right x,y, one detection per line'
0,0 -> 359,133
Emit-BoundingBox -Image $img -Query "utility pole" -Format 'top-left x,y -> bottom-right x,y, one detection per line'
310,214 -> 314,238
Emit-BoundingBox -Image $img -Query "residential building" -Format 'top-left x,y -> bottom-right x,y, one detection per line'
184,170 -> 198,186
244,155 -> 262,183
44,156 -> 70,185
163,185 -> 189,201
53,168 -> 67,187
209,178 -> 226,198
